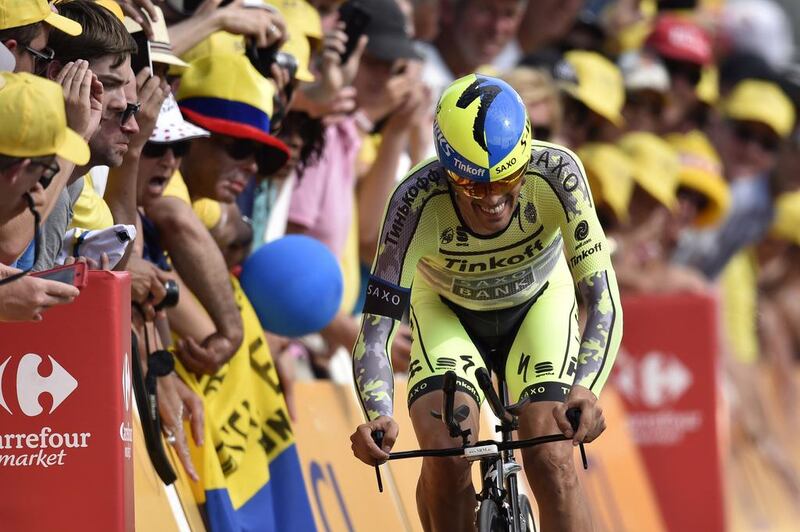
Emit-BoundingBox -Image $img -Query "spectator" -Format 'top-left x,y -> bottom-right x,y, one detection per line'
419,0 -> 526,98
675,79 -> 796,279
500,66 -> 562,142
618,50 -> 671,134
644,14 -> 713,133
615,131 -> 708,293
552,50 -> 625,150
576,142 -> 635,231
0,0 -> 82,74
0,71 -> 88,319
0,0 -> 141,271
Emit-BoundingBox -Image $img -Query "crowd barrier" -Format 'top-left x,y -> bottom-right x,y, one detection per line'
0,272 -> 133,532
4,278 -> 799,531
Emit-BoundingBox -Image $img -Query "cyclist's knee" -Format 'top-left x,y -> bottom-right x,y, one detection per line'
420,454 -> 472,488
521,442 -> 579,494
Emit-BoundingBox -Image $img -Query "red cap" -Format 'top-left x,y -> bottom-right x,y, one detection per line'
646,15 -> 713,66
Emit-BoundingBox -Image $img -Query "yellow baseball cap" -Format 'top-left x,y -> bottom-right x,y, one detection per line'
280,29 -> 314,82
618,132 -> 680,210
0,72 -> 89,165
266,0 -> 322,41
577,142 -> 634,223
723,79 -> 796,138
181,31 -> 245,65
665,130 -> 730,227
94,0 -> 124,22
772,191 -> 800,245
557,50 -> 625,127
0,0 -> 82,36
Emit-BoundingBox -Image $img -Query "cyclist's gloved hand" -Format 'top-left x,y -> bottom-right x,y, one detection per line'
350,415 -> 399,466
552,384 -> 606,445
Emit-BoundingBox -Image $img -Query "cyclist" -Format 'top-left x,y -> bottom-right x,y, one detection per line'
350,74 -> 622,531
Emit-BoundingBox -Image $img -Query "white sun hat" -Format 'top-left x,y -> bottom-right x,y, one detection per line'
150,93 -> 209,144
618,50 -> 670,93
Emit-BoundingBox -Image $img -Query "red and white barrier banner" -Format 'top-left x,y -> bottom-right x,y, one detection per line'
613,294 -> 724,532
0,271 -> 133,532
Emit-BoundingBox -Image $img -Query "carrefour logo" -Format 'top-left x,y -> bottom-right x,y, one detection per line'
0,354 -> 77,416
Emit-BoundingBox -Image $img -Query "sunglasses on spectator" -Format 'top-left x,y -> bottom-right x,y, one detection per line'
733,122 -> 780,152
120,102 -> 141,126
531,124 -> 552,141
663,58 -> 701,86
214,136 -> 260,160
142,141 -> 191,159
447,165 -> 526,199
24,45 -> 54,73
30,159 -> 59,189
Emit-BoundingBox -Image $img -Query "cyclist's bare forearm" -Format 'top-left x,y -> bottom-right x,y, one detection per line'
353,313 -> 397,420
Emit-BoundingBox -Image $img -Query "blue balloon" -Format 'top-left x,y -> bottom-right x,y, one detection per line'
240,235 -> 343,337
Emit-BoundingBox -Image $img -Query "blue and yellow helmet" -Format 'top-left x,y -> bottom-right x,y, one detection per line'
434,74 -> 531,183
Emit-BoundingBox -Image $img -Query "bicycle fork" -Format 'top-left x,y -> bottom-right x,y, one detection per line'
475,448 -> 525,532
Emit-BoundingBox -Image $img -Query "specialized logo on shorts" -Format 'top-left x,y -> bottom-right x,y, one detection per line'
435,357 -> 456,370
452,269 -> 535,301
574,220 -> 589,241
524,203 -> 537,224
534,362 -> 554,377
569,242 -> 602,269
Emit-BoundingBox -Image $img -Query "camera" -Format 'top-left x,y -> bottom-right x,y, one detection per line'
154,280 -> 180,311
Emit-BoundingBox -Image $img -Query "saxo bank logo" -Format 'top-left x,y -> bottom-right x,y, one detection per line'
0,354 -> 78,416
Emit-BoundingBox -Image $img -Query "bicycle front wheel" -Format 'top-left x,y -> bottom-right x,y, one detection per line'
478,499 -> 505,532
518,494 -> 536,532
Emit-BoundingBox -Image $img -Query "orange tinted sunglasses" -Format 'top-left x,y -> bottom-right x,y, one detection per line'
446,165 -> 526,199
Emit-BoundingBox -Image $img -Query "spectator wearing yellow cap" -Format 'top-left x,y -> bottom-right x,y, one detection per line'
665,131 -> 731,230
0,71 -> 87,322
576,142 -> 634,231
553,50 -> 625,150
675,79 -> 795,280
2,0 -> 142,272
0,0 -> 82,74
0,72 -> 89,227
611,131 -> 708,293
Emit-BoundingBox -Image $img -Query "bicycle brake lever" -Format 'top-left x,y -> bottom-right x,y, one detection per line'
565,408 -> 588,470
372,430 -> 384,492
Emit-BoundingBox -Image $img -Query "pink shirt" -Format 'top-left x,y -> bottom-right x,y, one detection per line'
288,118 -> 361,258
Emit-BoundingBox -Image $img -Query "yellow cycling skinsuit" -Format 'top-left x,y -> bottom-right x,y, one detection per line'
352,142 -> 623,420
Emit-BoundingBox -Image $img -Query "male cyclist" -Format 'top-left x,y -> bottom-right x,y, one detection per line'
350,74 -> 622,531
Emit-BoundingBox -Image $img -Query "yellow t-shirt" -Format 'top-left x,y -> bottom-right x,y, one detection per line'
70,174 -> 114,230
720,250 -> 759,364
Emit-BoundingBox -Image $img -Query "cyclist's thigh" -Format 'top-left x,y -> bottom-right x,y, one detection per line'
406,278 -> 485,445
504,260 -> 579,406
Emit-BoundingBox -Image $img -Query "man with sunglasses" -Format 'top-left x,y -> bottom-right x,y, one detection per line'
675,79 -> 796,280
141,53 -> 290,374
0,71 -> 89,320
1,0 -> 141,271
0,0 -> 82,74
349,74 -> 622,531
